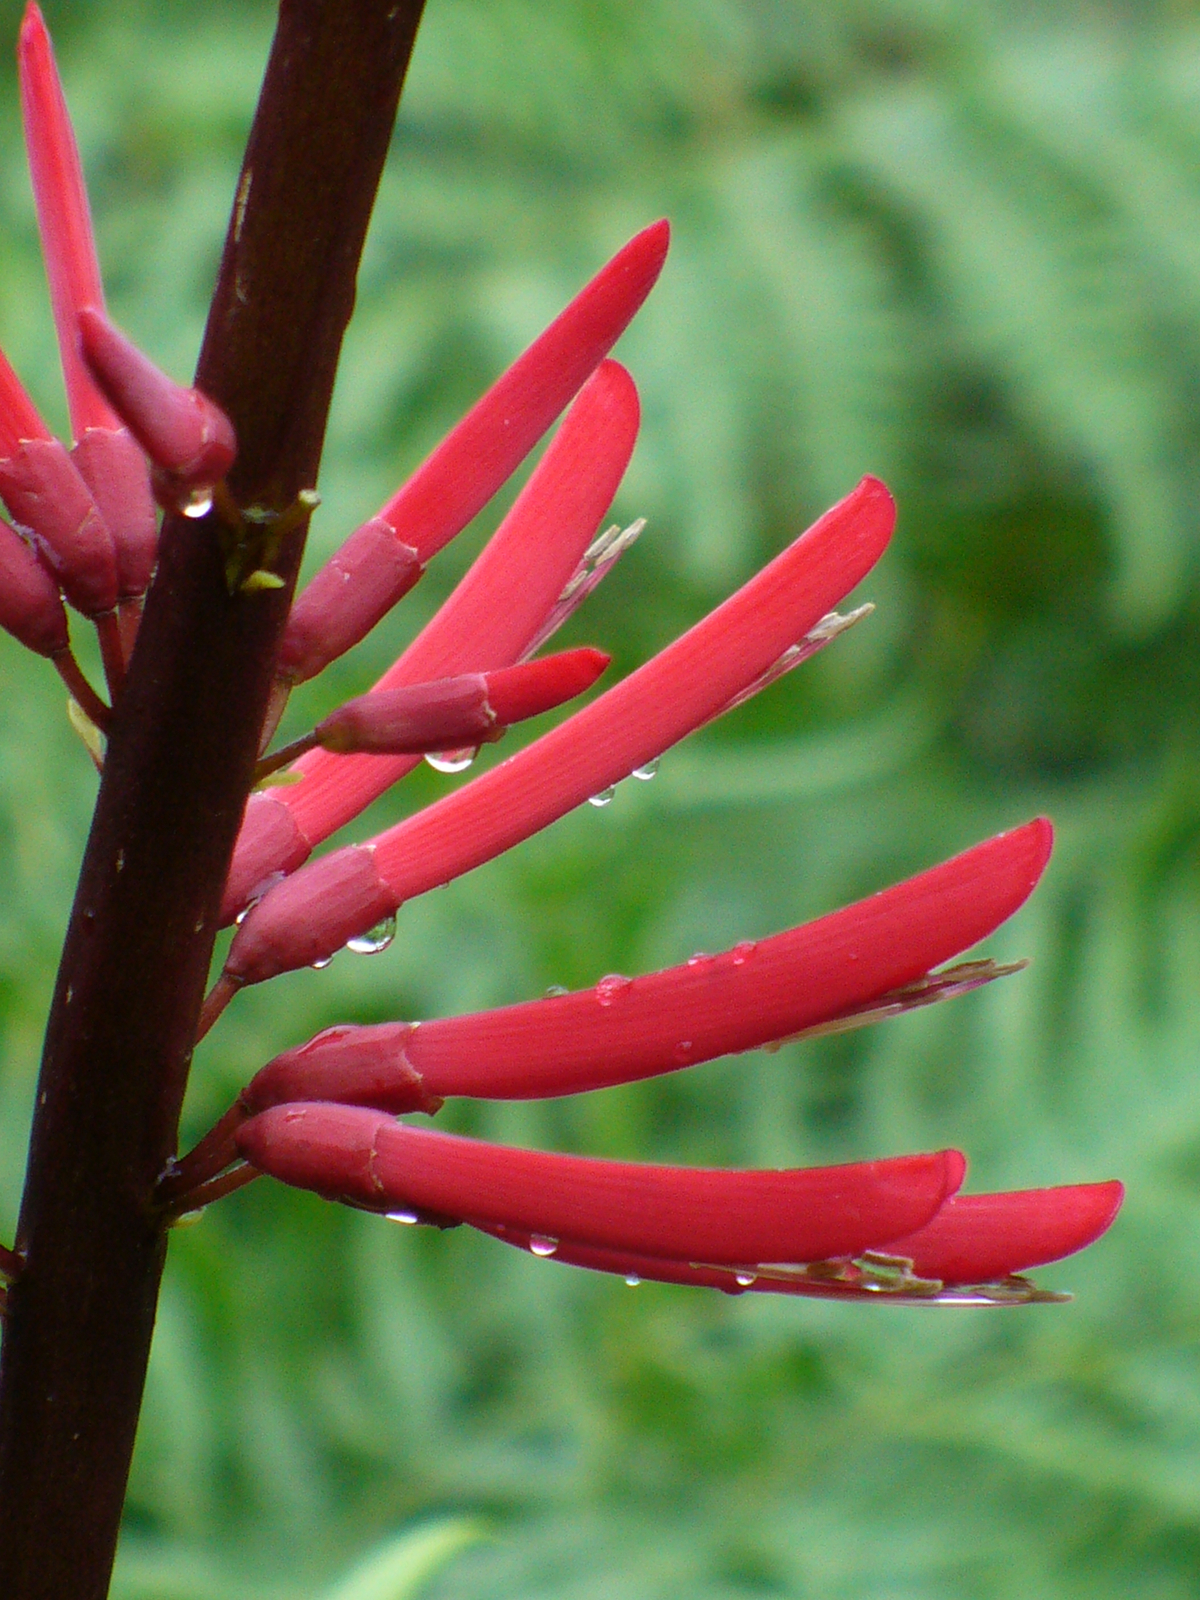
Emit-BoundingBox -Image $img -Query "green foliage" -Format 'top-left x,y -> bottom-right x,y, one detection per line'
0,0 -> 1199,1593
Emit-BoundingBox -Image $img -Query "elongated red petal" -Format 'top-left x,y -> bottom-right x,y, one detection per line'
379,221 -> 666,563
221,359 -> 640,921
17,10 -> 158,596
79,308 -> 236,496
0,514 -> 68,656
273,223 -> 666,684
315,649 -> 610,756
243,821 -> 1049,1112
882,1182 -> 1124,1282
236,1102 -> 964,1265
18,3 -> 116,437
223,478 -> 894,986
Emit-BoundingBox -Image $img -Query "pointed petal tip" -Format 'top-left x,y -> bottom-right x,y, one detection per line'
942,1148 -> 967,1200
891,1178 -> 1124,1283
590,357 -> 640,424
18,2 -> 48,52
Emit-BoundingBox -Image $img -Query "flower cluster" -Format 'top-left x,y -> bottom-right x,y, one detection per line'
4,4 -> 1120,1308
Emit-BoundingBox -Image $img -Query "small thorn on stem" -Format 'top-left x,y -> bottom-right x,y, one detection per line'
52,647 -> 111,732
197,971 -> 241,1042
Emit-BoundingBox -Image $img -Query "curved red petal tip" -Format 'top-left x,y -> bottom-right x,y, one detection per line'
484,647 -> 611,723
376,223 -> 658,563
236,1103 -> 961,1266
884,1180 -> 1124,1284
78,307 -> 236,490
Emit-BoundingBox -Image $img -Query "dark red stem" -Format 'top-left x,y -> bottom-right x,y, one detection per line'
0,5 -> 425,1596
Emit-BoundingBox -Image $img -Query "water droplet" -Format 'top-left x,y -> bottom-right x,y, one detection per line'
544,984 -> 570,998
595,973 -> 631,1007
735,1271 -> 757,1287
687,951 -> 715,967
426,747 -> 477,774
310,954 -> 334,971
529,1234 -> 558,1257
346,913 -> 397,955
631,758 -> 659,781
673,1040 -> 694,1062
625,1273 -> 641,1287
730,940 -> 757,966
588,784 -> 617,807
386,1208 -> 419,1225
181,488 -> 213,519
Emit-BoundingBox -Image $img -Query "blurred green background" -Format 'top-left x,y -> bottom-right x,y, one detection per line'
0,0 -> 1198,1594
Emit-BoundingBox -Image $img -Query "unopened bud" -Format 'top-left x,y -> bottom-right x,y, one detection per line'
0,515 -> 68,656
71,426 -> 158,598
0,436 -> 118,617
315,649 -> 611,758
78,307 -> 236,498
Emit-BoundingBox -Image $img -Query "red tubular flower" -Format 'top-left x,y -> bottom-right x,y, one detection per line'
0,352 -> 119,622
313,649 -> 611,757
473,1180 -> 1124,1304
242,821 -> 1050,1112
275,222 -> 668,687
219,476 -> 895,989
1,9 -> 1120,1317
235,1104 -> 966,1267
221,357 -> 642,922
19,2 -> 157,597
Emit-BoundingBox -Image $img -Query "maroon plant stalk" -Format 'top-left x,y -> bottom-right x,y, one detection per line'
0,5 -> 426,1598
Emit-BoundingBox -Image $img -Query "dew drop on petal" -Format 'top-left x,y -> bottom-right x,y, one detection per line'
588,784 -> 617,808
529,1235 -> 558,1257
625,1273 -> 641,1287
631,758 -> 659,781
346,914 -> 397,955
544,984 -> 570,998
687,951 -> 715,968
310,954 -> 334,970
387,1208 -> 419,1225
181,489 -> 214,519
595,973 -> 632,1007
730,940 -> 757,966
426,748 -> 477,775
735,1271 -> 757,1287
673,1040 -> 694,1063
